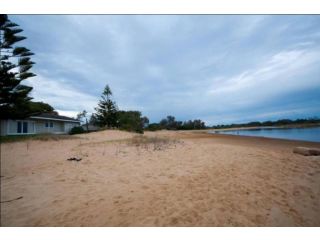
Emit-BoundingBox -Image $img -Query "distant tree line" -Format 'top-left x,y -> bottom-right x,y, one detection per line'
146,115 -> 206,131
78,84 -> 207,134
211,117 -> 320,129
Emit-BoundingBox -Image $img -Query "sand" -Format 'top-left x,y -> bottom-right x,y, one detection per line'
1,130 -> 320,226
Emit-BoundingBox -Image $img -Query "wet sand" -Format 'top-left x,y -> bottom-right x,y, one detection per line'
1,130 -> 320,226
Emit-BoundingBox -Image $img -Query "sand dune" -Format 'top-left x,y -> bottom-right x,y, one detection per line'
1,130 -> 320,226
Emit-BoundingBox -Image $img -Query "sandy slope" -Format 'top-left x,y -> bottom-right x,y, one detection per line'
1,130 -> 320,226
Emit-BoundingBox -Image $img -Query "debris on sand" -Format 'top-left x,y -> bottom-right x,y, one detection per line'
1,196 -> 23,203
67,157 -> 82,162
293,147 -> 320,156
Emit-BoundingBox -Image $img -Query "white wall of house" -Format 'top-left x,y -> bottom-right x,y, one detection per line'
1,120 -> 8,136
64,122 -> 79,133
1,119 -> 80,136
35,120 -> 64,134
1,119 -> 36,136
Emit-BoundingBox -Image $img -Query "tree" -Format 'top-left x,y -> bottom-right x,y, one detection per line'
118,110 -> 145,133
159,115 -> 181,130
77,110 -> 89,132
0,14 -> 36,119
159,118 -> 168,129
155,116 -> 206,130
89,113 -> 98,125
94,84 -> 118,128
146,123 -> 162,131
28,101 -> 54,114
166,115 -> 176,130
141,116 -> 149,128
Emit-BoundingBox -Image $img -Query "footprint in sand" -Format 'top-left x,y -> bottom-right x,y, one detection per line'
266,207 -> 295,226
292,190 -> 300,196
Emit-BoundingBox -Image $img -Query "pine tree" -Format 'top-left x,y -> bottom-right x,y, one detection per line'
0,14 -> 36,119
94,84 -> 118,127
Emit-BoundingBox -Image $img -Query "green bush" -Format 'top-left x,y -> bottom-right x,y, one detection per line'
69,126 -> 85,135
145,123 -> 163,131
117,111 -> 144,134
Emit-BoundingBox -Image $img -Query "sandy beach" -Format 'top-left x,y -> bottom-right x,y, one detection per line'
1,130 -> 320,226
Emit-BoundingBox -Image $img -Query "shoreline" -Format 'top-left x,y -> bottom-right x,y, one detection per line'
205,126 -> 320,144
207,123 -> 320,132
176,130 -> 320,149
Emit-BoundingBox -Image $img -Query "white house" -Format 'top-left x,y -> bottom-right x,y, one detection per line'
0,113 -> 80,136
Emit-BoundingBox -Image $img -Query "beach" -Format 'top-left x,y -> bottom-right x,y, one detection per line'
1,130 -> 320,226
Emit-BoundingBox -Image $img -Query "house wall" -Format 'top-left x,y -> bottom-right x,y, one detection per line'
64,122 -> 79,133
1,120 -> 7,136
1,119 -> 80,136
4,120 -> 35,135
35,120 -> 64,134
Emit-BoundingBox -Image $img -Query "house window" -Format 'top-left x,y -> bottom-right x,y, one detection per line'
23,122 -> 28,133
45,121 -> 54,128
17,121 -> 28,134
17,121 -> 22,133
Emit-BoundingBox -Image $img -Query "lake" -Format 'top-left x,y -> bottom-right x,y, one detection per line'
210,126 -> 320,142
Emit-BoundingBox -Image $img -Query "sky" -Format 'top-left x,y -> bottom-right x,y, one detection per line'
10,15 -> 320,125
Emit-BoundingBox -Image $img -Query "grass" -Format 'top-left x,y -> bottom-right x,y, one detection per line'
76,138 -> 131,148
0,133 -> 78,143
127,135 -> 181,151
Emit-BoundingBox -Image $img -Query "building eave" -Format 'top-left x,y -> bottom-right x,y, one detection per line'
29,116 -> 80,123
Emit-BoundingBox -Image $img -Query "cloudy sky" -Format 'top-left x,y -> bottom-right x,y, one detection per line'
11,15 -> 320,125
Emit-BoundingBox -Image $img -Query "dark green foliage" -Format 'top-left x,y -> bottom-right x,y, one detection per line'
178,119 -> 206,130
92,85 -> 151,134
0,14 -> 37,119
159,116 -> 181,130
159,115 -> 180,130
141,116 -> 149,128
118,110 -> 145,134
146,123 -> 162,131
93,84 -> 118,128
28,101 -> 54,114
69,126 -> 85,135
147,116 -> 206,131
89,114 -> 98,125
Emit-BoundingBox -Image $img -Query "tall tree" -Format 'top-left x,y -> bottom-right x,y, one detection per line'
94,84 -> 118,128
0,14 -> 36,119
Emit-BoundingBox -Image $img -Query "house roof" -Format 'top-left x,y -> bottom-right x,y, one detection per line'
29,113 -> 80,123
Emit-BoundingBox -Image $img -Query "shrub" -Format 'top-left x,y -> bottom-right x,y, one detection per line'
117,110 -> 144,134
127,135 -> 178,151
145,123 -> 163,131
69,126 -> 85,135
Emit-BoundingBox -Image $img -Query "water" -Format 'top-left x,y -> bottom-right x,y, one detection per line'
210,126 -> 320,142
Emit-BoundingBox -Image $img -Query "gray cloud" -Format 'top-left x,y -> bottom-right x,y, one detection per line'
12,15 -> 320,124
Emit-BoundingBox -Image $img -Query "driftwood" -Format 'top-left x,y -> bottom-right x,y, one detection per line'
1,196 -> 23,203
67,157 -> 82,162
293,147 -> 320,156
